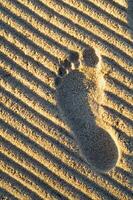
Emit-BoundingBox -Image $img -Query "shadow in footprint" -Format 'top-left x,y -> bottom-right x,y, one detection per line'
82,46 -> 99,67
56,70 -> 119,173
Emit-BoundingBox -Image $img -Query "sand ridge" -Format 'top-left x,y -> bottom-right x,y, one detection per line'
0,0 -> 133,199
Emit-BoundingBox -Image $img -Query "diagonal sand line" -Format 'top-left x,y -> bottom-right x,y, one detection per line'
0,122 -> 112,200
0,103 -> 131,199
0,153 -> 66,200
85,0 -> 127,22
50,0 -> 132,41
0,188 -> 19,200
0,52 -> 56,103
30,0 -> 133,56
0,170 -> 43,200
1,0 -> 133,71
0,136 -> 91,200
0,0 -> 133,199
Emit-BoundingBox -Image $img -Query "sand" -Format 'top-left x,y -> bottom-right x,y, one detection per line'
0,0 -> 133,199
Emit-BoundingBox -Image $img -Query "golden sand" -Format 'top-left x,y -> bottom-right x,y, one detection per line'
0,0 -> 133,199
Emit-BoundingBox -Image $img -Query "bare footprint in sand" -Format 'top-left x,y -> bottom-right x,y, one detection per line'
55,46 -> 120,173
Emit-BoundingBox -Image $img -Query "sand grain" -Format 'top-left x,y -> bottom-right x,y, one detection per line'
0,0 -> 133,199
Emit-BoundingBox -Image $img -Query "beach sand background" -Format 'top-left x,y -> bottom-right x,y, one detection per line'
0,0 -> 133,199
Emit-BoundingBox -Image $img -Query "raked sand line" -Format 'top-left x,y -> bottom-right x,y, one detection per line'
0,188 -> 19,200
56,46 -> 120,173
0,0 -> 133,199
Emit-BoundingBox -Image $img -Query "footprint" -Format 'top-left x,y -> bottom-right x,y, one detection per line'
55,48 -> 120,173
81,46 -> 99,67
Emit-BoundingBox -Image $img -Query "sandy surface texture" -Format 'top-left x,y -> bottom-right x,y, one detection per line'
0,0 -> 133,199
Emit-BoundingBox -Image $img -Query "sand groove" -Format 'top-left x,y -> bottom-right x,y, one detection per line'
0,64 -> 68,131
0,171 -> 43,200
13,0 -> 131,54
0,136 -> 92,200
1,0 -> 133,72
0,87 -> 76,153
102,56 -> 133,89
0,0 -> 133,199
0,121 -> 113,200
0,153 -> 67,200
0,85 -> 75,147
46,0 -> 131,42
0,5 -> 69,62
0,188 -> 19,200
12,0 -> 133,60
0,108 -> 131,198
0,102 -> 132,199
84,0 -> 128,23
0,52 -> 56,104
21,0 -> 132,57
